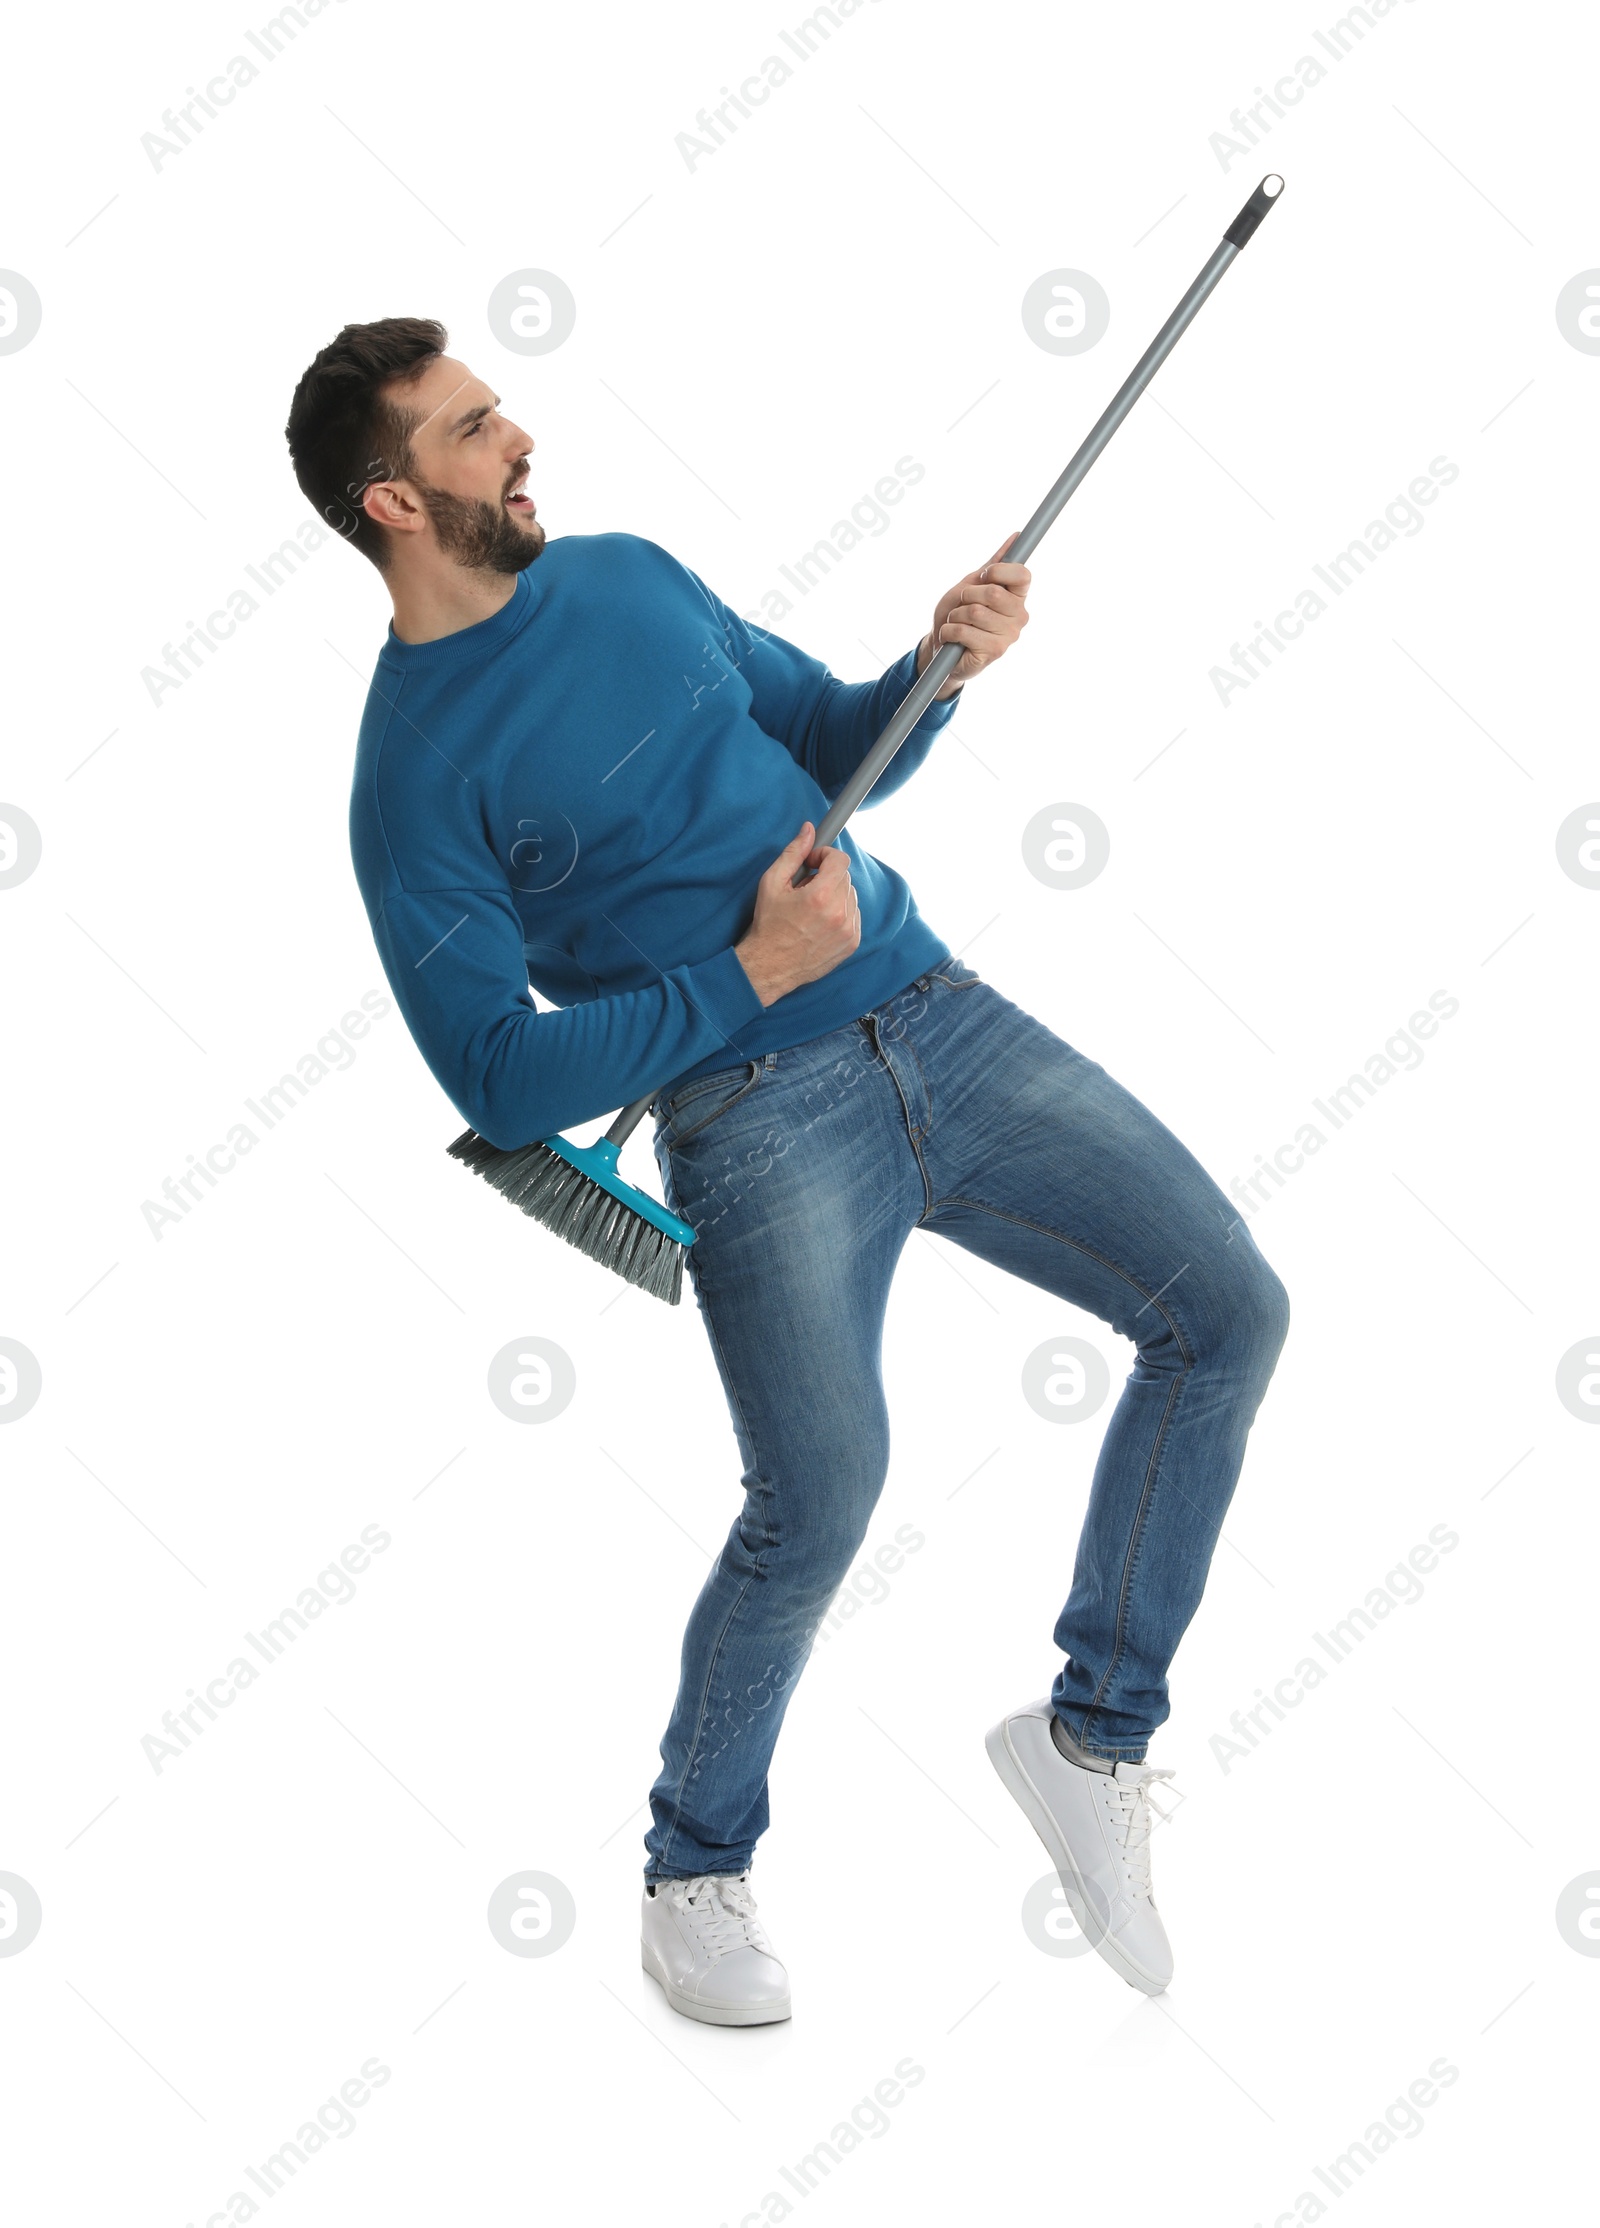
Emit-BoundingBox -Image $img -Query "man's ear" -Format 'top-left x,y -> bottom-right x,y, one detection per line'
362,479 -> 424,539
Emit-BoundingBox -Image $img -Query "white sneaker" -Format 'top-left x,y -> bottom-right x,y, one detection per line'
641,1872 -> 792,2027
986,1696 -> 1176,1995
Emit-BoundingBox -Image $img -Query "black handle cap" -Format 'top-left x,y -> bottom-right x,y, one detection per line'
1224,173 -> 1286,249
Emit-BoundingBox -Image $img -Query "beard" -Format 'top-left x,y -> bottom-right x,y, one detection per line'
416,480 -> 545,574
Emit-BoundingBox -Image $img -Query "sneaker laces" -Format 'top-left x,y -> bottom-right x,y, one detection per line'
668,1874 -> 770,1959
1106,1768 -> 1176,1900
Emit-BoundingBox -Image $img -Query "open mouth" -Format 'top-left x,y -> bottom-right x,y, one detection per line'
505,473 -> 536,516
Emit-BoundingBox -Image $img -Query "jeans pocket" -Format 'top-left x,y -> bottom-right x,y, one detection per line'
662,1059 -> 763,1146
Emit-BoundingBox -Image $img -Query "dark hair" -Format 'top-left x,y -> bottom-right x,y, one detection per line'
285,317 -> 447,570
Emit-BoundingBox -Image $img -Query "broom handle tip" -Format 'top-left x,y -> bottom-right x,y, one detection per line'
1224,173 -> 1286,249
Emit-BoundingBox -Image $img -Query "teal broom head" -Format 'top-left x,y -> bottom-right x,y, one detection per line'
446,1128 -> 696,1304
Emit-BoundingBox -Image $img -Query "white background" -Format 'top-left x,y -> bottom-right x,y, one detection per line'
2,0 -> 1595,2220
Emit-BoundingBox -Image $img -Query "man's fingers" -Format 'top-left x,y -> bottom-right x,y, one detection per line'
943,602 -> 1016,638
793,842 -> 841,887
939,625 -> 994,656
804,852 -> 854,911
926,528 -> 1033,677
958,581 -> 1029,614
976,533 -> 1023,584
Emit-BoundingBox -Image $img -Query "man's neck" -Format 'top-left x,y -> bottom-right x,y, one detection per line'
386,564 -> 519,646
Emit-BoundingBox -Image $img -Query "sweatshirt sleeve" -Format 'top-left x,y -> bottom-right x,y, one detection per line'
683,568 -> 961,808
370,882 -> 766,1151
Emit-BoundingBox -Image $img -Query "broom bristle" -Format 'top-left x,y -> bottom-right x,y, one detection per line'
446,1132 -> 685,1304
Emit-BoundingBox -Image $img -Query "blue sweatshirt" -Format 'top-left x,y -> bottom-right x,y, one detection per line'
349,532 -> 959,1150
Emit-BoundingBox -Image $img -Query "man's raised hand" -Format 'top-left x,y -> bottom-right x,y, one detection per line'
917,533 -> 1033,698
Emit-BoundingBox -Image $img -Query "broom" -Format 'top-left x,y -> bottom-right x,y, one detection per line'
448,175 -> 1287,1302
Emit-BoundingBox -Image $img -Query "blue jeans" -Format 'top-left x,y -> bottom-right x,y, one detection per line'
643,959 -> 1289,1882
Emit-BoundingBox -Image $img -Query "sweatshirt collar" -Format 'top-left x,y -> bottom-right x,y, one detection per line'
377,561 -> 543,673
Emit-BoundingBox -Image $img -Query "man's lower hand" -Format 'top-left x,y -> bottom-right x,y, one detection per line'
734,821 -> 860,1008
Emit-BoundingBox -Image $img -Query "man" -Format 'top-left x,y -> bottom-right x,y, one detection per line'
287,317 -> 1289,2024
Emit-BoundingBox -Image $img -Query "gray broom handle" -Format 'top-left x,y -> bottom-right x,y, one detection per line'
606,174 -> 1285,1150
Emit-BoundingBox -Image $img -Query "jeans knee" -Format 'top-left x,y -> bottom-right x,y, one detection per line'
776,1459 -> 887,1597
1236,1255 -> 1290,1369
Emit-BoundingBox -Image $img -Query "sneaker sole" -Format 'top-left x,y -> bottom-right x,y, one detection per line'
640,1947 -> 792,2027
984,1715 -> 1168,1997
